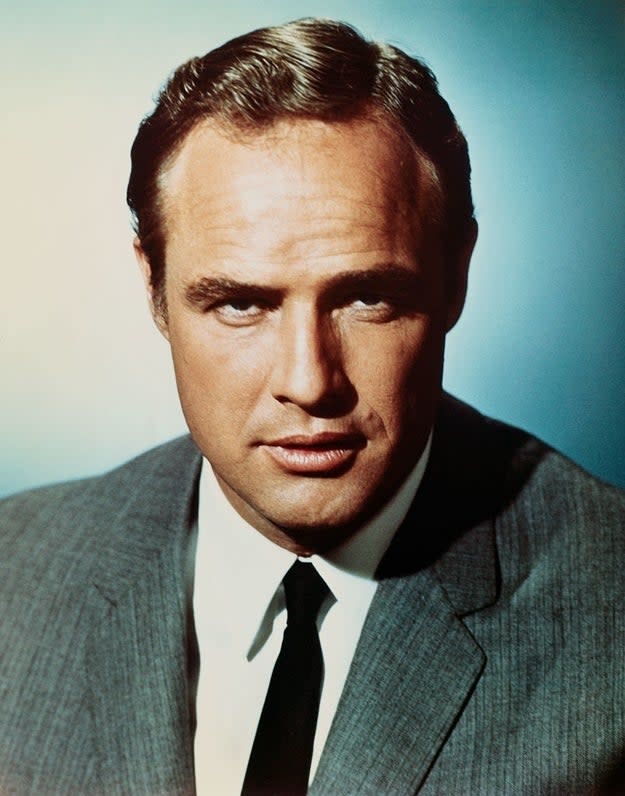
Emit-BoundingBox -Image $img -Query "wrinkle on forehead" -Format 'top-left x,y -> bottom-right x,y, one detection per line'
159,115 -> 442,267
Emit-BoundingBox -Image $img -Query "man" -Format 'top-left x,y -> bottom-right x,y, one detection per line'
1,17 -> 624,796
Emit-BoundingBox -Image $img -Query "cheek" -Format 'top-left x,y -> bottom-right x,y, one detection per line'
168,320 -> 268,424
347,321 -> 444,430
351,317 -> 442,382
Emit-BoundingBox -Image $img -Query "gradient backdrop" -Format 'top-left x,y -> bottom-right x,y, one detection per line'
2,0 -> 624,496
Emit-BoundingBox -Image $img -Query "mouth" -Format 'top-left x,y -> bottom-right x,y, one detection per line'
260,432 -> 366,475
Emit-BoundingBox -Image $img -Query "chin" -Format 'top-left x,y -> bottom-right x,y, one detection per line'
266,489 -> 382,547
278,521 -> 360,555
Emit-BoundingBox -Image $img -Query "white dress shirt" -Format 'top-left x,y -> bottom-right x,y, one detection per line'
192,436 -> 431,795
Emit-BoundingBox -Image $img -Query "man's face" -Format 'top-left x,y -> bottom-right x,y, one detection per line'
141,117 -> 470,553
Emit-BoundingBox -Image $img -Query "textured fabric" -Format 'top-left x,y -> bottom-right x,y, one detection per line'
1,394 -> 625,794
0,436 -> 201,795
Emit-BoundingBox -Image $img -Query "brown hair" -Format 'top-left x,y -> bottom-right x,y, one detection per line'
127,17 -> 474,314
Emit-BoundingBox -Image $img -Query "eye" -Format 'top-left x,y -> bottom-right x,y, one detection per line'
212,298 -> 269,326
351,295 -> 387,308
345,293 -> 397,320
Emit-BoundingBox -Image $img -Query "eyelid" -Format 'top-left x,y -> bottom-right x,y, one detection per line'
330,278 -> 413,304
350,287 -> 393,300
210,300 -> 271,327
334,286 -> 400,309
217,295 -> 268,309
203,293 -> 275,313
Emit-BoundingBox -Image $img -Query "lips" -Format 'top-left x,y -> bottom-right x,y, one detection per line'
260,432 -> 366,475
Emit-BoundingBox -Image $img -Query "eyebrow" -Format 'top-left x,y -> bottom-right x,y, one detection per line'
185,277 -> 282,307
183,263 -> 422,307
322,264 -> 422,296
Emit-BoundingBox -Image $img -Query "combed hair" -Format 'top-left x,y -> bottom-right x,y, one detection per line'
127,18 -> 474,312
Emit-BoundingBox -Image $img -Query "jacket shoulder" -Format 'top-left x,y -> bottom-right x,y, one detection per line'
496,441 -> 625,589
0,434 -> 200,570
0,436 -> 200,793
441,392 -> 624,517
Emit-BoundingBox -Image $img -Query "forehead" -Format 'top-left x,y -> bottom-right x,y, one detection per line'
159,116 -> 436,273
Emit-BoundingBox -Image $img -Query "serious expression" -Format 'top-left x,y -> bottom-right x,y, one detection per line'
142,116 -> 466,553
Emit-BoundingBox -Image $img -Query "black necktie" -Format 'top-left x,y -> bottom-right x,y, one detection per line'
241,560 -> 330,796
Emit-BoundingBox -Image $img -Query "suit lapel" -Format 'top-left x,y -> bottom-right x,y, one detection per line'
311,566 -> 487,796
86,437 -> 202,795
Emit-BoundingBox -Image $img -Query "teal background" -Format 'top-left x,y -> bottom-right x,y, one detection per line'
2,0 -> 624,495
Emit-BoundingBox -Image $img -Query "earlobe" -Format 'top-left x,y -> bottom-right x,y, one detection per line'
445,219 -> 478,332
133,237 -> 169,339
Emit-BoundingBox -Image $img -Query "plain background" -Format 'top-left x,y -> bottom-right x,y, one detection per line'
2,0 -> 624,496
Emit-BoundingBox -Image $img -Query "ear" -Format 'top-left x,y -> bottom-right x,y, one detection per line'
133,237 -> 169,340
445,219 -> 478,332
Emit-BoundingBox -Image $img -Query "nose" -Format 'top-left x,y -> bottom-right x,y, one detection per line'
269,306 -> 353,415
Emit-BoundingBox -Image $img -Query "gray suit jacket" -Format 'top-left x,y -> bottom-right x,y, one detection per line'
1,395 -> 625,795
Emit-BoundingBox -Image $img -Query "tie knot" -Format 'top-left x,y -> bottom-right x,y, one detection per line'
283,560 -> 329,627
